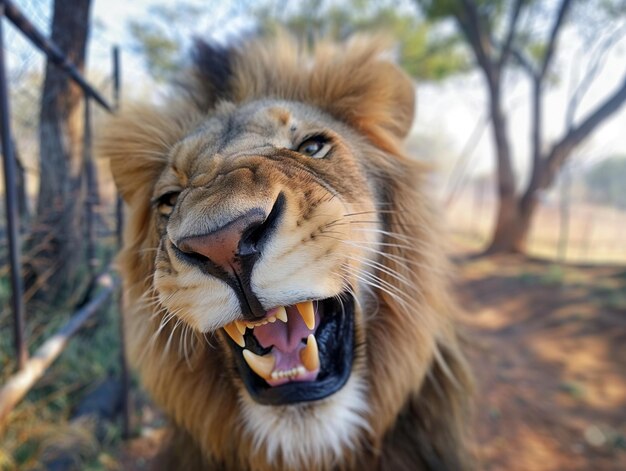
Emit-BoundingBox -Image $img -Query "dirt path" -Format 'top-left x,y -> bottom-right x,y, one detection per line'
455,254 -> 626,470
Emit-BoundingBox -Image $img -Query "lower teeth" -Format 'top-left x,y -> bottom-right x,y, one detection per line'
271,366 -> 306,380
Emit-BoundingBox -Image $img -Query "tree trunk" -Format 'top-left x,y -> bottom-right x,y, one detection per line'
483,75 -> 527,254
486,194 -> 540,254
11,138 -> 29,225
29,0 -> 92,300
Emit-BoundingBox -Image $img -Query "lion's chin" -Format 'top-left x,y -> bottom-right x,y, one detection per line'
223,293 -> 355,406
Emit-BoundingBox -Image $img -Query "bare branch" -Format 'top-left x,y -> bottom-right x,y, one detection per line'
455,0 -> 495,78
565,25 -> 626,130
510,46 -> 538,77
539,0 -> 574,79
499,0 -> 525,67
523,0 -> 574,205
543,75 -> 626,187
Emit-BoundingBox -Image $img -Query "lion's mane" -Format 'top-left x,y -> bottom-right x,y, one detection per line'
98,35 -> 474,471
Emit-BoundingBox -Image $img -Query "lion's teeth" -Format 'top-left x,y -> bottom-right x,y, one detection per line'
234,320 -> 247,335
242,349 -> 275,380
300,334 -> 320,371
245,317 -> 273,329
296,301 -> 315,330
268,315 -> 277,323
275,306 -> 288,323
223,322 -> 245,347
271,366 -> 306,380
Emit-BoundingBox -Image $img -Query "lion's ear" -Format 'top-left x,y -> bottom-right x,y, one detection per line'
97,104 -> 197,203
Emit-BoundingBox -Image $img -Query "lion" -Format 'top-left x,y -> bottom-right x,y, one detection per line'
98,35 -> 474,471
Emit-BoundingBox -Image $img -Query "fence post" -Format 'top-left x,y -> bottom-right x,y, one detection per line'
83,94 -> 98,278
557,166 -> 572,263
0,2 -> 27,371
113,45 -> 131,439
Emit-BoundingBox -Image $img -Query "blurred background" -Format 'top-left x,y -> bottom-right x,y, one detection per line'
0,0 -> 624,469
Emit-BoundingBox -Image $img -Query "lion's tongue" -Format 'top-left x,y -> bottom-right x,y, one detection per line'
252,306 -> 320,386
254,306 -> 316,351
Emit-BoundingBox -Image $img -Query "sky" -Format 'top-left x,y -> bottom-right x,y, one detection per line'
6,0 -> 626,191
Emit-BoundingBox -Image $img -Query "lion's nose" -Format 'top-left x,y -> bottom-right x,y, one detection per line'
177,210 -> 267,272
176,194 -> 285,275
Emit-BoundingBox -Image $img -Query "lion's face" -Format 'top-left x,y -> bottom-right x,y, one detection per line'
152,99 -> 378,405
100,36 -> 471,470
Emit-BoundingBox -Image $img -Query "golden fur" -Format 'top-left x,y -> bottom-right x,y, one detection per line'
98,35 -> 474,470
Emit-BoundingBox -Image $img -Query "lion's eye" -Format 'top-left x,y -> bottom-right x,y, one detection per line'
156,191 -> 180,217
296,136 -> 331,159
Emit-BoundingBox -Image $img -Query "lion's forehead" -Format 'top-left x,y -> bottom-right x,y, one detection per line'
172,100 -> 331,173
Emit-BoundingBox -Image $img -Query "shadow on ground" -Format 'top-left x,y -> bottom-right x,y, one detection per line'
453,253 -> 626,470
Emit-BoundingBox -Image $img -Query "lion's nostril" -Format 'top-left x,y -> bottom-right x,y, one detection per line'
239,193 -> 285,257
178,247 -> 211,265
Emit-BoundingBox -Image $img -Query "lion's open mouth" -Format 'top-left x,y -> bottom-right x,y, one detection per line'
223,294 -> 355,405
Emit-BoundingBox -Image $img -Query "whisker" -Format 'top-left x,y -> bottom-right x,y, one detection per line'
345,255 -> 415,290
162,318 -> 183,364
340,267 -> 417,314
323,237 -> 445,276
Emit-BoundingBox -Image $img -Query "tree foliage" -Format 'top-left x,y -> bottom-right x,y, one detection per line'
127,4 -> 205,82
128,0 -> 471,83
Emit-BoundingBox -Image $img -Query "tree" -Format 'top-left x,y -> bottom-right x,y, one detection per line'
30,0 -> 92,299
415,0 -> 626,253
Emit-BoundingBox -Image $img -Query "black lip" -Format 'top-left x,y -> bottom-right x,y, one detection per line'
228,294 -> 355,405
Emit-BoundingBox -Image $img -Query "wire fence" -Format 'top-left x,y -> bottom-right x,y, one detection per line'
0,0 -> 129,433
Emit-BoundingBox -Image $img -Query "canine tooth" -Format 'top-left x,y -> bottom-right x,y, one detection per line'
300,334 -> 320,371
235,320 -> 247,335
275,306 -> 287,323
242,350 -> 275,380
296,301 -> 315,330
223,323 -> 245,347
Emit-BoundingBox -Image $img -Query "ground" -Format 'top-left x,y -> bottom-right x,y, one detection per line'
116,249 -> 626,470
453,250 -> 626,470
